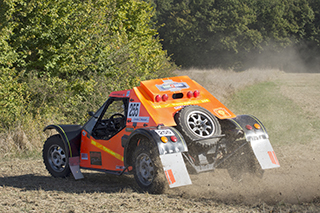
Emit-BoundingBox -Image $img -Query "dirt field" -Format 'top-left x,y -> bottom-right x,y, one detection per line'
1,72 -> 320,212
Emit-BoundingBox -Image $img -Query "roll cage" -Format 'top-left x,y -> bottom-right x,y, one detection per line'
84,97 -> 129,140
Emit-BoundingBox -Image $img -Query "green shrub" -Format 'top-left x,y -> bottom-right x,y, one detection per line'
0,0 -> 175,158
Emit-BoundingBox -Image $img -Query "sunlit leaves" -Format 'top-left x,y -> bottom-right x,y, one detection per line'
0,0 -> 175,128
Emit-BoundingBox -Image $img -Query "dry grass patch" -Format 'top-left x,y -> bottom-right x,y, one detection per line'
175,68 -> 281,102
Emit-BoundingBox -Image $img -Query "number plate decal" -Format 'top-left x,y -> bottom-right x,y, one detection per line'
128,102 -> 141,118
155,129 -> 174,137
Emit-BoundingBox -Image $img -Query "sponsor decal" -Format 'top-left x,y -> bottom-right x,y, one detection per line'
131,117 -> 149,123
91,140 -> 124,161
90,152 -> 102,165
116,165 -> 125,170
125,128 -> 134,132
213,108 -> 231,118
156,80 -> 189,92
155,129 -> 174,137
268,151 -> 280,165
81,153 -> 88,160
248,134 -> 266,141
112,93 -> 125,97
152,99 -> 210,109
165,169 -> 176,185
174,105 -> 184,110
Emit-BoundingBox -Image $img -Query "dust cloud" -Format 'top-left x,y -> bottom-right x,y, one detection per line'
243,42 -> 320,73
174,141 -> 320,205
172,71 -> 320,206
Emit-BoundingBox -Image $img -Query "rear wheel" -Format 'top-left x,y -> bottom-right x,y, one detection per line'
43,134 -> 71,178
133,144 -> 167,194
226,142 -> 264,181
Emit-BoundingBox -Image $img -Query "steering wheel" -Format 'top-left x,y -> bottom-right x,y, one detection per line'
108,113 -> 125,131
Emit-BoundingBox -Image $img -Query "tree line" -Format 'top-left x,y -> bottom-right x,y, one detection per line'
153,0 -> 320,70
0,0 -> 175,130
1,0 -> 320,132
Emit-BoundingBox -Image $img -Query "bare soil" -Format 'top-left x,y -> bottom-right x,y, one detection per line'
278,73 -> 320,118
1,72 -> 320,212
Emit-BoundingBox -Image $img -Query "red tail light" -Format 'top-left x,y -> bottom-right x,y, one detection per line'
246,125 -> 253,130
162,94 -> 168,102
155,95 -> 161,102
193,90 -> 200,98
170,136 -> 177,142
187,91 -> 193,98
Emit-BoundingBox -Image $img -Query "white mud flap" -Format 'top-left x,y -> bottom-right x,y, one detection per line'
160,153 -> 192,188
69,156 -> 84,180
250,138 -> 280,169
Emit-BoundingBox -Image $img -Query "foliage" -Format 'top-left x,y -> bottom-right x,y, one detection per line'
0,0 -> 175,131
0,1 -> 25,129
154,0 -> 317,69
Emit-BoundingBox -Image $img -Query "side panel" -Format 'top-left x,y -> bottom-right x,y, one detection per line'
126,90 -> 157,128
123,127 -> 188,166
80,129 -> 125,171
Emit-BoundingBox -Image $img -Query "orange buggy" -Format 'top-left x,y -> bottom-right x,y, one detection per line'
43,76 -> 279,193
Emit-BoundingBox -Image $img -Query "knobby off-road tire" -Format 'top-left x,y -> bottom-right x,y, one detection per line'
133,144 -> 168,194
175,105 -> 222,148
43,134 -> 71,178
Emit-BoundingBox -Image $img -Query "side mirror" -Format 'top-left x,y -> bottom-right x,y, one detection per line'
88,111 -> 95,117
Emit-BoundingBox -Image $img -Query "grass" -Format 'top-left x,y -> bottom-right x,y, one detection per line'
1,70 -> 319,212
226,80 -> 318,146
175,68 -> 281,102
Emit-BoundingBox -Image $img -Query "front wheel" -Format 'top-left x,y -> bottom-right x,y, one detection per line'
133,145 -> 167,194
43,134 -> 71,178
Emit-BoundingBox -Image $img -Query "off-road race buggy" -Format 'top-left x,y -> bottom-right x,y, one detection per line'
43,76 -> 280,194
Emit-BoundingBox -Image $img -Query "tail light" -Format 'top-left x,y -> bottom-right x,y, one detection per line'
193,90 -> 200,98
155,95 -> 161,102
254,123 -> 261,129
155,94 -> 169,102
161,136 -> 168,143
246,125 -> 253,130
162,94 -> 168,102
187,90 -> 200,98
170,136 -> 177,142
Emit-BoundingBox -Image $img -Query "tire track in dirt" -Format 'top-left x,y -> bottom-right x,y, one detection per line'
1,72 -> 320,212
175,73 -> 320,206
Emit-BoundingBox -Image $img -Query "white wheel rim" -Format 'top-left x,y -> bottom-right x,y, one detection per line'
187,111 -> 215,137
